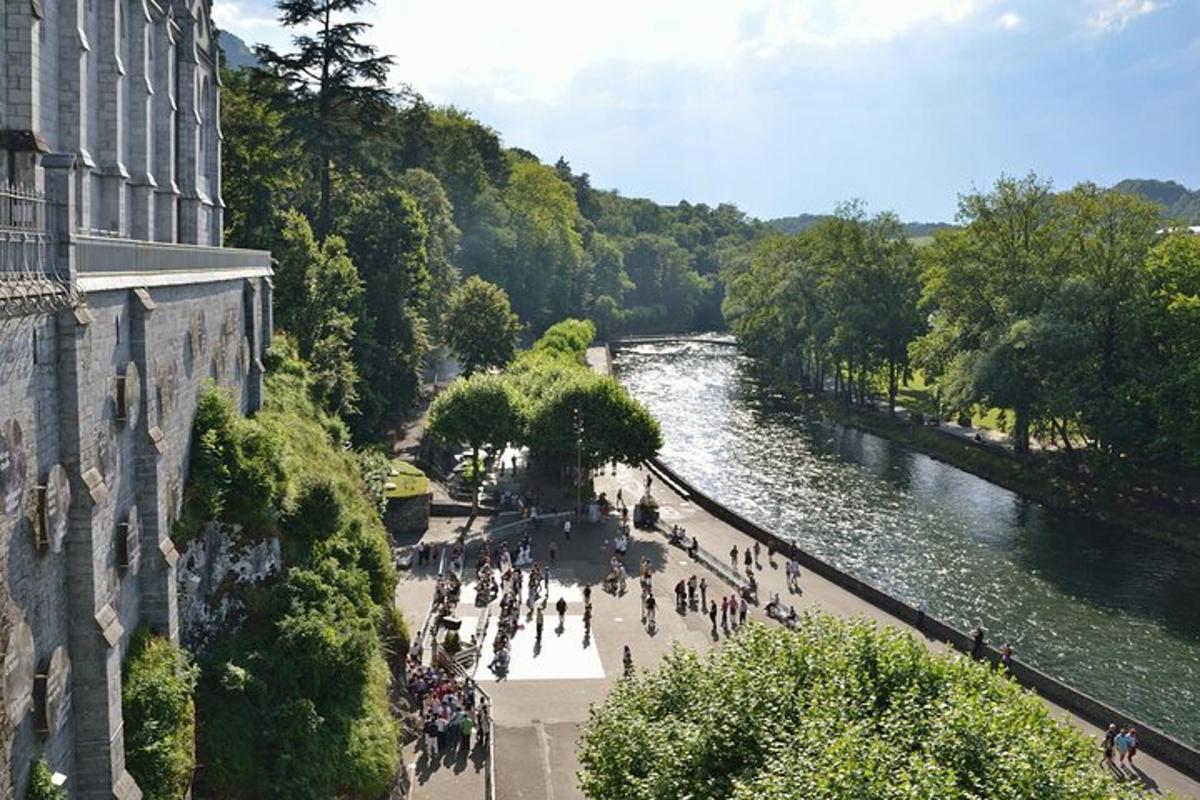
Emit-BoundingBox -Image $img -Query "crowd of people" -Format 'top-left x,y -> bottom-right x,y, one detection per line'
409,659 -> 490,760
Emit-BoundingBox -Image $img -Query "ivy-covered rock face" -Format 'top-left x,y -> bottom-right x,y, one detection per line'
580,616 -> 1153,800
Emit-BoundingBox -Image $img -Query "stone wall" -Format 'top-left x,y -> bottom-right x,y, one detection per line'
0,274 -> 267,799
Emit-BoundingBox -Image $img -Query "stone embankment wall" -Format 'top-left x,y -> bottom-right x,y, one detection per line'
0,275 -> 269,799
644,455 -> 1200,782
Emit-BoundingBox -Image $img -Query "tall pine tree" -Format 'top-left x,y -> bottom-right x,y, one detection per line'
254,0 -> 393,240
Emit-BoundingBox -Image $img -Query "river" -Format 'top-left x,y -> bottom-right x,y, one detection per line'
614,338 -> 1200,747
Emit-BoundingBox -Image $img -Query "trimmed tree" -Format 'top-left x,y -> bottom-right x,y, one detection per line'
427,374 -> 523,512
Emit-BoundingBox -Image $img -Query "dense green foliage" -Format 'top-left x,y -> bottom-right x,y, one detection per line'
727,174 -> 1200,467
181,340 -> 399,799
766,213 -> 955,238
580,618 -> 1150,800
443,275 -> 523,376
122,628 -> 199,800
429,320 -> 662,479
222,2 -> 763,436
25,760 -> 63,800
724,204 -> 922,412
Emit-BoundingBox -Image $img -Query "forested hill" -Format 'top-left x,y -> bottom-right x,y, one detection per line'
1112,179 -> 1200,223
767,214 -> 955,238
216,31 -> 258,70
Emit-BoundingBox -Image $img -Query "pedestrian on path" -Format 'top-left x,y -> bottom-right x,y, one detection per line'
535,607 -> 544,643
970,625 -> 986,660
687,575 -> 697,608
739,596 -> 748,626
459,711 -> 473,752
728,594 -> 739,628
584,601 -> 593,633
563,517 -> 572,539
744,548 -> 753,570
709,601 -> 718,635
730,545 -> 738,567
753,542 -> 761,568
1128,728 -> 1139,768
623,645 -> 634,677
556,597 -> 567,630
1116,728 -> 1132,767
645,594 -> 657,629
1101,724 -> 1117,770
476,699 -> 491,748
699,577 -> 707,608
424,714 -> 440,757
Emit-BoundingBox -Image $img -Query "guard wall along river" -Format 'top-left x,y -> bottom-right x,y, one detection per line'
614,339 -> 1200,747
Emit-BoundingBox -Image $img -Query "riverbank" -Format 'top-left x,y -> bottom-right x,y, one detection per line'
813,394 -> 1200,553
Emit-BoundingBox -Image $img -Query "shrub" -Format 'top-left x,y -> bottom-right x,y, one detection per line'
26,760 -> 63,800
191,339 -> 399,800
442,630 -> 462,656
580,616 -> 1154,800
122,628 -> 199,800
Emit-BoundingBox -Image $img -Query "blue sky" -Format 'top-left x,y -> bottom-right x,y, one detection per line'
213,0 -> 1200,222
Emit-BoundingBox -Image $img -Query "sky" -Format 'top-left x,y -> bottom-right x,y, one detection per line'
213,0 -> 1200,223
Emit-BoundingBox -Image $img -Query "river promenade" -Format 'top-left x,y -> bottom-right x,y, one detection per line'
389,347 -> 1199,800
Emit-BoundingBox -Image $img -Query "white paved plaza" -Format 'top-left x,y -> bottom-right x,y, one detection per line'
463,615 -> 606,682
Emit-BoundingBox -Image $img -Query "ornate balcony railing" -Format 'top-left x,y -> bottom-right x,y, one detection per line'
0,182 -> 76,318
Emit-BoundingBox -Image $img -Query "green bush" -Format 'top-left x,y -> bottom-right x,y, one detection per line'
580,616 -> 1155,800
26,760 -> 63,800
190,336 -> 399,800
122,628 -> 199,800
443,630 -> 462,656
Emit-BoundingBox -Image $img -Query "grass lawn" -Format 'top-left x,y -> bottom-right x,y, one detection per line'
892,370 -> 1008,433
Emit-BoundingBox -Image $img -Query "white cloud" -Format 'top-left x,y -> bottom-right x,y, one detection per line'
357,0 -> 988,101
1087,0 -> 1167,32
996,11 -> 1022,29
211,0 -> 277,32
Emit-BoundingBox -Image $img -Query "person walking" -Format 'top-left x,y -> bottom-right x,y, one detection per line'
687,575 -> 697,608
645,594 -> 657,629
720,596 -> 728,629
1127,728 -> 1139,768
556,597 -> 567,629
563,516 -> 572,540
584,601 -> 593,633
753,541 -> 761,568
730,545 -> 738,567
1101,724 -> 1117,770
535,606 -> 545,643
739,596 -> 748,626
623,645 -> 634,677
699,577 -> 707,609
709,600 -> 718,635
674,580 -> 687,613
476,699 -> 491,748
744,547 -> 753,570
1115,727 -> 1132,767
583,584 -> 592,606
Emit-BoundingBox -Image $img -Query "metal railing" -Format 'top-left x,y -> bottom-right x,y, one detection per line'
0,182 -> 76,317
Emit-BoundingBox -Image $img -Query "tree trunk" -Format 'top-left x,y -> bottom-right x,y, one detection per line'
1013,405 -> 1031,455
470,445 -> 480,515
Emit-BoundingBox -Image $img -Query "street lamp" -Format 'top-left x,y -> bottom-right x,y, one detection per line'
573,406 -> 584,520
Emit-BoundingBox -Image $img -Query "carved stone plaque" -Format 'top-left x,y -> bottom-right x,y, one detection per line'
119,362 -> 141,429
120,504 -> 141,574
1,419 -> 27,517
41,646 -> 71,735
4,619 -> 35,723
96,418 -> 117,487
41,464 -> 70,553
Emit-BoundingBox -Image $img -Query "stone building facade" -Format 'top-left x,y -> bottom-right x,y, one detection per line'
0,1 -> 270,798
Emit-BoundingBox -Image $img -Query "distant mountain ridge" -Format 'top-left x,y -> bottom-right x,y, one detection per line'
765,214 -> 955,238
217,30 -> 259,71
1112,179 -> 1200,224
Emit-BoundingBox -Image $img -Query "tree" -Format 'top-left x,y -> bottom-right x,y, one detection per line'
255,0 -> 393,240
443,276 -> 523,376
272,211 -> 363,414
427,374 -> 522,513
220,68 -> 302,249
123,628 -> 199,800
395,168 -> 461,338
580,618 -> 1150,800
343,187 -> 431,433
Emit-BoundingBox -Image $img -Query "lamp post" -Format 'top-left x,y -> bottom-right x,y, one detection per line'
573,406 -> 584,520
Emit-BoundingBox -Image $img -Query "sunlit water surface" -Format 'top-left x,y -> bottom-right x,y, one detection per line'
615,340 -> 1200,746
